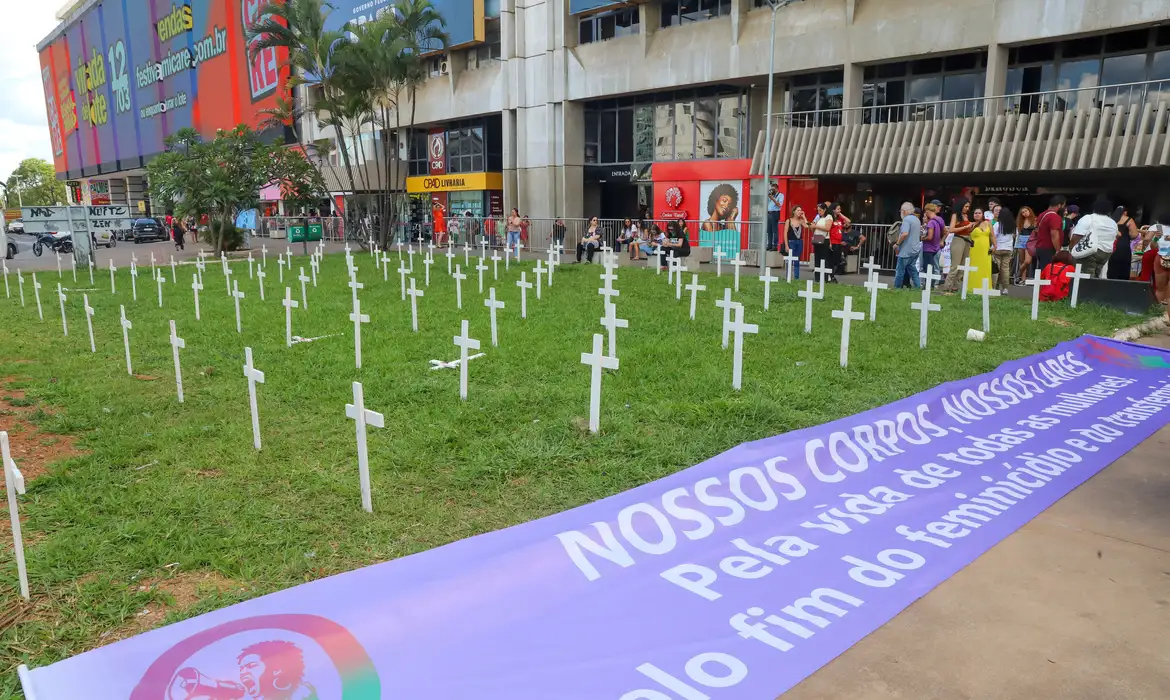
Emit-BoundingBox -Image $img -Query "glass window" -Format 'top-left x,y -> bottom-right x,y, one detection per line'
600,110 -> 617,162
1101,53 -> 1146,86
616,9 -> 639,38
600,13 -> 616,40
1152,50 -> 1170,80
634,106 -> 654,161
942,73 -> 981,101
655,103 -> 673,159
717,95 -> 740,158
674,100 -> 694,160
661,0 -> 679,27
1103,29 -> 1148,55
484,0 -> 500,18
1063,36 -> 1103,58
694,98 -> 717,158
791,88 -> 817,113
579,18 -> 594,44
1055,58 -> 1100,110
617,109 -> 634,162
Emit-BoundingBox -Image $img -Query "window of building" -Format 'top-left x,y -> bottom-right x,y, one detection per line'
403,116 -> 502,177
789,70 -> 844,126
661,0 -> 729,28
579,7 -> 639,44
407,130 -> 429,176
861,52 -> 986,123
467,19 -> 502,70
584,88 -> 747,163
484,0 -> 500,19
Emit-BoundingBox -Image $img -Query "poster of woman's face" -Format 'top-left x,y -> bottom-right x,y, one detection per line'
700,181 -> 741,231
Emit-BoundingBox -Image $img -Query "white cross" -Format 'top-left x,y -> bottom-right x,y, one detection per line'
580,333 -> 619,433
445,246 -> 455,275
286,245 -> 292,261
231,280 -> 245,333
169,319 -> 186,403
974,276 -> 1001,334
297,267 -> 310,310
257,266 -> 266,301
261,244 -> 267,268
223,262 -> 234,298
195,257 -> 205,286
88,258 -> 94,286
484,287 -> 505,346
831,296 -> 865,368
475,259 -> 489,294
514,240 -> 523,261
16,270 -> 24,306
463,240 -> 470,267
862,256 -> 880,282
32,273 -> 43,320
427,242 -> 436,260
534,260 -> 547,300
129,263 -> 138,302
715,288 -> 736,349
1024,269 -> 1051,321
69,253 -> 76,282
83,293 -> 95,353
759,268 -> 778,311
407,246 -> 416,273
396,240 -> 403,260
911,285 -> 941,349
453,319 -> 481,401
220,253 -> 228,276
675,259 -> 684,300
652,246 -> 664,274
453,264 -> 466,309
686,274 -> 707,320
396,261 -> 409,301
350,296 -> 370,369
729,256 -> 746,292
922,265 -> 942,294
516,272 -> 532,318
3,260 -> 9,299
863,272 -> 888,321
380,252 -> 390,282
346,253 -> 358,278
422,253 -> 433,287
504,240 -> 511,271
282,286 -> 299,347
666,251 -> 676,285
190,273 -> 203,321
1066,263 -> 1091,308
242,347 -> 265,450
1,431 -> 29,599
120,304 -> 133,375
345,381 -> 385,513
109,260 -> 116,295
55,251 -> 61,278
813,261 -> 832,297
798,279 -> 823,334
407,277 -> 424,332
728,304 -> 759,391
713,248 -> 727,277
248,251 -> 254,279
348,276 -> 364,306
132,252 -> 139,266
598,271 -> 620,304
56,283 -> 67,336
600,300 -> 629,359
156,271 -> 166,308
170,255 -> 177,283
957,262 -> 976,300
277,253 -> 286,283
546,249 -> 559,286
310,255 -> 319,287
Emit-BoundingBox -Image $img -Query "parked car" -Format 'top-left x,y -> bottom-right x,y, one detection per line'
3,231 -> 36,260
6,218 -> 24,234
91,229 -> 117,248
131,218 -> 166,243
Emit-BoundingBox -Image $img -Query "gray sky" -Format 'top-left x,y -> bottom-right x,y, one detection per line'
0,6 -> 61,180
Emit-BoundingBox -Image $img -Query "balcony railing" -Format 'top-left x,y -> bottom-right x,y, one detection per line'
753,79 -> 1170,176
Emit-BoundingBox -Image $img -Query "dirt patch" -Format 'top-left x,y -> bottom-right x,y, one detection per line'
132,374 -> 159,381
1048,317 -> 1074,327
0,376 -> 85,482
102,570 -> 244,644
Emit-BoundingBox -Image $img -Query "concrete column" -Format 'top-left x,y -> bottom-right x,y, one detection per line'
503,108 -> 519,212
559,100 -> 584,219
843,62 -> 863,125
730,0 -> 751,44
985,43 -> 1008,116
639,2 -> 659,53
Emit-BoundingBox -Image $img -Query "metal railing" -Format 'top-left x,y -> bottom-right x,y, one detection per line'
777,78 -> 1170,128
256,216 -> 346,242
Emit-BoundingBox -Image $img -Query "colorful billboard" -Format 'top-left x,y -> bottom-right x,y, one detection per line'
37,0 -> 287,179
327,0 -> 484,49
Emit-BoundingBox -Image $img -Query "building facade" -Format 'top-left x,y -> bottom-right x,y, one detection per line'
317,0 -> 1170,229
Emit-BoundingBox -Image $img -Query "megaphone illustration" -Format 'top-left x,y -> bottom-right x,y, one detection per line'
167,667 -> 247,700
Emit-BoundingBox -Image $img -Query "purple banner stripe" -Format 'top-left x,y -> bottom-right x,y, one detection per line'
21,335 -> 1170,700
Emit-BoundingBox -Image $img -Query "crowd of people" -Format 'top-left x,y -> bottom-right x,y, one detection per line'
880,195 -> 1170,305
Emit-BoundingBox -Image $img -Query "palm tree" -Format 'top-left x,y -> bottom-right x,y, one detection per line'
393,0 -> 449,135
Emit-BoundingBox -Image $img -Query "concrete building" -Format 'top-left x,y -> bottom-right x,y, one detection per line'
312,0 -> 1170,233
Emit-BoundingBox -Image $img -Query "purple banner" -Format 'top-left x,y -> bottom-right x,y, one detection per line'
21,336 -> 1170,700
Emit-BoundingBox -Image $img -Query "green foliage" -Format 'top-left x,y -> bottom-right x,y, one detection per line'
146,125 -> 325,254
3,158 -> 67,208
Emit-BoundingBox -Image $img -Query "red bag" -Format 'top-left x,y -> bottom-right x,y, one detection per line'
1040,262 -> 1072,302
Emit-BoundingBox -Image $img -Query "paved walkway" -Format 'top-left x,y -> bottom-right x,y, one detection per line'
6,238 -> 355,273
783,332 -> 1170,699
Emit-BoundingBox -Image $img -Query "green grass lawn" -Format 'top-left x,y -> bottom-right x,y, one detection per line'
0,251 -> 1147,691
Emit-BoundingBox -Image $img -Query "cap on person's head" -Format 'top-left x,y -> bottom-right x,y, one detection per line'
929,199 -> 943,206
913,207 -> 922,215
1159,238 -> 1170,257
1065,204 -> 1079,214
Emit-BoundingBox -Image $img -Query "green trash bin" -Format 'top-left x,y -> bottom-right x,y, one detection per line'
307,223 -> 323,241
288,225 -> 306,242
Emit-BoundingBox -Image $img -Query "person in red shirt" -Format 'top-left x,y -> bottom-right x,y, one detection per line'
1039,250 -> 1075,302
432,202 -> 447,246
829,202 -> 850,280
1033,195 -> 1065,273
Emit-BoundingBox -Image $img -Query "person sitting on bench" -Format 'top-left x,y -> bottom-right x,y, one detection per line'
577,217 -> 601,263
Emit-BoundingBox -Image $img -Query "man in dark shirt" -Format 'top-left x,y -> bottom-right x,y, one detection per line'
1033,195 -> 1066,272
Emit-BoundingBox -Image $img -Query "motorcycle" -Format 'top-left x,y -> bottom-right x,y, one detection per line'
32,232 -> 73,257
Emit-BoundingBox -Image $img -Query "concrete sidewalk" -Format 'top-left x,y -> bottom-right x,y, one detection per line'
784,333 -> 1170,699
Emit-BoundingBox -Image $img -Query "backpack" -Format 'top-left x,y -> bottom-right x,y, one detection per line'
885,221 -> 902,246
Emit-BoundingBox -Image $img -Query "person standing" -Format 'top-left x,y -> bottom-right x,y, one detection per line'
1033,195 -> 1066,273
893,202 -> 922,289
1070,200 -> 1119,278
993,206 -> 1016,292
506,208 -> 522,257
811,203 -> 833,280
1062,204 -> 1080,249
921,203 -> 945,276
940,198 -> 974,292
829,203 -> 849,281
781,205 -> 807,280
432,201 -> 448,247
766,182 -> 782,251
520,215 -> 531,247
1013,206 -> 1036,284
172,218 -> 186,250
552,217 -> 567,248
966,208 -> 994,294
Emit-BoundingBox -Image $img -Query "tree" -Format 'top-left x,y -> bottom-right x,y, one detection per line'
3,158 -> 67,208
392,0 -> 448,144
146,126 -> 325,255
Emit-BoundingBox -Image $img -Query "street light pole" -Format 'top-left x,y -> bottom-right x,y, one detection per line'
758,0 -> 801,267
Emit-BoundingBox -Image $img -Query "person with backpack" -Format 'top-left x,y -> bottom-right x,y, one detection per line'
921,203 -> 945,276
1032,195 -> 1066,273
1069,200 -> 1119,278
1039,250 -> 1076,302
892,202 -> 921,289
